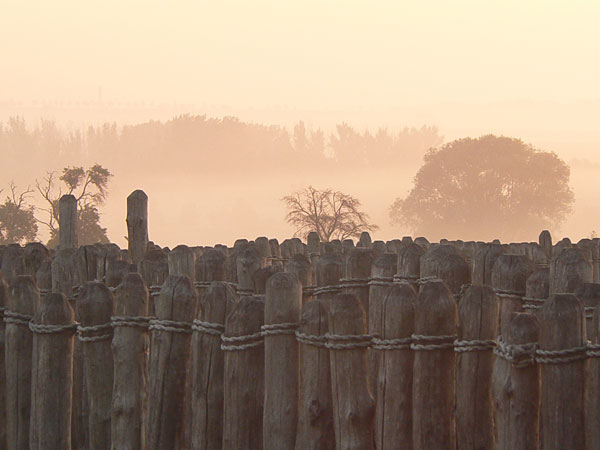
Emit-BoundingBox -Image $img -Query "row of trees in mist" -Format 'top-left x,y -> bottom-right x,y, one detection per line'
0,115 -> 442,178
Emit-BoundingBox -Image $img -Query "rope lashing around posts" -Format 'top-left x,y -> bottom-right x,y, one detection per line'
3,310 -> 34,327
417,276 -> 445,285
393,274 -> 419,284
339,278 -> 371,289
0,306 -> 5,319
324,333 -> 377,350
493,289 -> 525,300
585,307 -> 596,320
410,334 -> 457,351
149,286 -> 162,298
220,331 -> 264,351
191,319 -> 225,336
77,323 -> 113,342
236,287 -> 255,296
312,285 -> 343,297
302,286 -> 316,297
111,316 -> 152,329
39,288 -> 50,297
295,330 -> 329,348
587,342 -> 600,358
148,319 -> 192,334
372,336 -> 412,350
29,321 -> 78,334
522,297 -> 546,311
535,345 -> 589,364
193,281 -> 212,289
493,336 -> 538,368
454,339 -> 497,352
261,322 -> 299,337
368,277 -> 394,287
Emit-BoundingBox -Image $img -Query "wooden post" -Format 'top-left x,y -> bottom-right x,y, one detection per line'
255,236 -> 271,266
412,280 -> 457,450
327,292 -> 374,449
1,244 -> 25,285
471,243 -> 504,285
23,242 -> 49,278
539,230 -> 552,260
358,231 -> 372,248
146,275 -> 196,450
343,247 -> 374,321
491,254 -> 535,336
295,299 -> 335,450
168,245 -> 196,282
59,194 -> 78,249
29,292 -> 75,450
587,305 -> 600,448
539,293 -> 586,450
575,282 -> 600,341
262,273 -> 302,449
195,248 -> 225,283
105,259 -> 130,288
76,245 -> 99,283
549,247 -> 593,294
420,244 -> 470,297
5,275 -> 37,450
522,267 -> 550,314
77,282 -> 115,450
126,190 -> 149,265
236,246 -> 261,295
593,238 -> 600,283
111,273 -> 149,450
287,253 -> 313,304
455,285 -> 498,449
139,248 -> 169,317
394,242 -> 424,289
368,253 -> 396,395
375,283 -> 416,450
492,313 -> 540,450
222,295 -> 265,449
0,274 -> 7,447
190,282 -> 235,450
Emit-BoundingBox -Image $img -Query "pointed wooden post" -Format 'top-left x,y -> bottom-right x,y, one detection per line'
127,190 -> 149,266
59,194 -> 78,249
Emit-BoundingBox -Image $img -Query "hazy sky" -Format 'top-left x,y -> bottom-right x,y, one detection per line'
3,1 -> 599,106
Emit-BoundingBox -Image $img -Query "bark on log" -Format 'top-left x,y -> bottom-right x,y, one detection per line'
539,293 -> 586,450
375,283 -> 416,450
30,292 -> 75,450
456,285 -> 498,450
222,295 -> 265,449
5,275 -> 37,450
111,273 -> 149,450
492,313 -> 540,450
146,275 -> 196,450
412,280 -> 457,450
190,282 -> 235,450
126,190 -> 149,265
77,282 -> 115,450
59,194 -> 78,249
327,292 -> 374,449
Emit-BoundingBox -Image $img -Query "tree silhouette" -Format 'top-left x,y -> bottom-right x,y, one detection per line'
0,182 -> 38,244
283,186 -> 378,241
390,135 -> 574,241
36,164 -> 112,247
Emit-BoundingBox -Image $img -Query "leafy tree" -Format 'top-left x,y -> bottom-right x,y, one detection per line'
283,186 -> 378,241
390,135 -> 574,241
36,164 -> 112,247
0,182 -> 38,244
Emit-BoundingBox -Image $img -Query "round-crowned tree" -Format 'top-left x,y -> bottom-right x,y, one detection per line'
390,135 -> 574,241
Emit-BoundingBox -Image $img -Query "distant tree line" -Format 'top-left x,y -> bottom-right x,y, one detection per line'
0,115 -> 442,176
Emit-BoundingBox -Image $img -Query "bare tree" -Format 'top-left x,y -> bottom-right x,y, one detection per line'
282,186 -> 377,241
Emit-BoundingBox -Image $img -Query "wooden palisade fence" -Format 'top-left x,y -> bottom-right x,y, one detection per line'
0,190 -> 599,449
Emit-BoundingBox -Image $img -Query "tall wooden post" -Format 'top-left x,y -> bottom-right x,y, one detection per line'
126,190 -> 149,266
59,194 -> 78,249
0,275 -> 7,447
